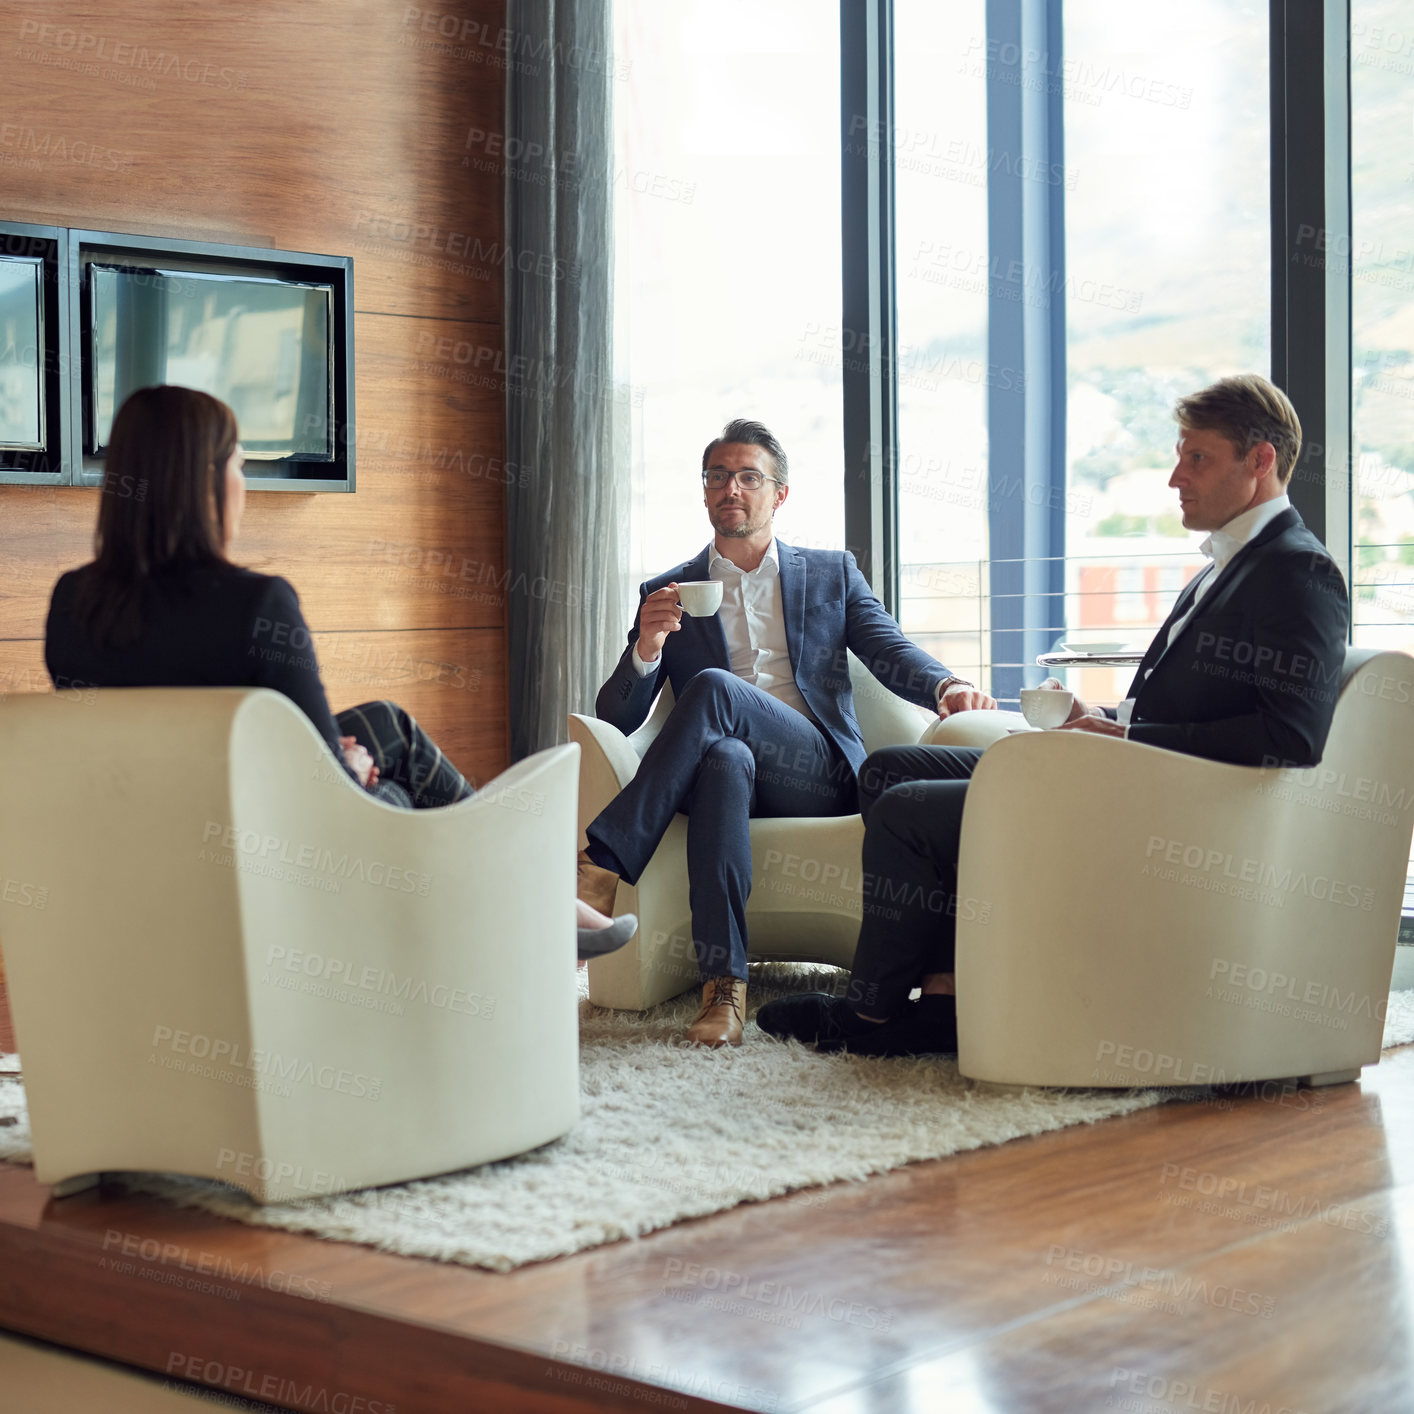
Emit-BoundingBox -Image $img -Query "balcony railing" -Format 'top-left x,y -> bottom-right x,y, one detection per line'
899,547 -> 1205,708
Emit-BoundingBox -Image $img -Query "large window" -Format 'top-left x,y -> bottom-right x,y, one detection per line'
1351,0 -> 1414,659
1060,0 -> 1269,704
607,0 -> 1389,905
893,0 -> 990,681
610,2 -> 1359,701
613,0 -> 844,586
1350,0 -> 1414,913
892,3 -> 1269,702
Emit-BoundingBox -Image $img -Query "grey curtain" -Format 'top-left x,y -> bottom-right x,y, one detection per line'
504,0 -> 630,760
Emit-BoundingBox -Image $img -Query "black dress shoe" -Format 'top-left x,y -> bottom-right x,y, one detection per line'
576,912 -> 638,960
755,992 -> 871,1052
757,991 -> 959,1057
843,994 -> 958,1057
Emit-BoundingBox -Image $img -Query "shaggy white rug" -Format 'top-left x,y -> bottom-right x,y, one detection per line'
3,974 -> 1413,1273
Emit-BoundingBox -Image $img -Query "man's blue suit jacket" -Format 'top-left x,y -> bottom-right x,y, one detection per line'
595,541 -> 950,777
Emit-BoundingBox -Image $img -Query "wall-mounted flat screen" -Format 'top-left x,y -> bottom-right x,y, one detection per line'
0,256 -> 44,451
88,265 -> 334,460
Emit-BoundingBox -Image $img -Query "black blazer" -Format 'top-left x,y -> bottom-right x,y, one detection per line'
46,563 -> 352,771
595,541 -> 950,775
1118,507 -> 1349,767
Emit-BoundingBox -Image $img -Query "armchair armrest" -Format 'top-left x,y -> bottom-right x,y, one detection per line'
955,730 -> 1402,1085
922,708 -> 1028,750
568,713 -> 642,844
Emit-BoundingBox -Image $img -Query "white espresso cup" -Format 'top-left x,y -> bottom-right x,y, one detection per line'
1018,686 -> 1075,730
676,580 -> 723,616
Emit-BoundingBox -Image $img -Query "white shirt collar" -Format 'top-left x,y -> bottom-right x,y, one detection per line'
708,538 -> 780,578
1200,495 -> 1290,574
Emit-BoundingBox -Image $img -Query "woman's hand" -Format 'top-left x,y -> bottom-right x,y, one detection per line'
339,736 -> 380,790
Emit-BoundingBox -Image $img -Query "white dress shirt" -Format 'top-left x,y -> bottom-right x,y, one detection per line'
632,540 -> 818,721
1115,494 -> 1291,729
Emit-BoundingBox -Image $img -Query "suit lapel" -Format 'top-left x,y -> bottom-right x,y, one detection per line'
1161,507 -> 1300,650
1156,572 -> 1204,643
680,545 -> 730,670
1134,506 -> 1301,691
1126,569 -> 1206,694
777,541 -> 806,670
1183,506 -> 1299,624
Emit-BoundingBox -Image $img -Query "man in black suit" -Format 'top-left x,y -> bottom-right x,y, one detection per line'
758,374 -> 1351,1056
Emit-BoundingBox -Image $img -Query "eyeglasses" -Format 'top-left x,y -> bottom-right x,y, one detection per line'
702,469 -> 778,491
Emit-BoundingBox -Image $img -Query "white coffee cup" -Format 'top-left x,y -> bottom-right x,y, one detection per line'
1018,686 -> 1074,730
676,580 -> 723,616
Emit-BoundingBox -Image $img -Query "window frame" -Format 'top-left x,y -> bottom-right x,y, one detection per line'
844,0 -> 1355,616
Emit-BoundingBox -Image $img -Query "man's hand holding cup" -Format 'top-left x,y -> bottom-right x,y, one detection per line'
1031,676 -> 1128,736
636,584 -> 685,664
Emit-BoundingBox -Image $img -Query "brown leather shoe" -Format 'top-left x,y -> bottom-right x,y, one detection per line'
686,977 -> 746,1048
577,849 -> 620,917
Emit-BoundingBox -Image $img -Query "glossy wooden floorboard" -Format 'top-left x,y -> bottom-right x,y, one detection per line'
3,1047 -> 1414,1412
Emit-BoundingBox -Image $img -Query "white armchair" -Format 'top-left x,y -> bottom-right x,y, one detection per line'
569,653 -> 1022,1011
0,688 -> 580,1201
952,649 -> 1414,1088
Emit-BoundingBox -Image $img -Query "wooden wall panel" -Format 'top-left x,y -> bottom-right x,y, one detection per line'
0,2 -> 508,320
313,628 -> 508,788
196,309 -> 510,636
0,311 -> 509,639
0,497 -> 92,640
0,0 -> 512,777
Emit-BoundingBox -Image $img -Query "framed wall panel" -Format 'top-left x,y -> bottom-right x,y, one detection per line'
0,219 -> 70,486
67,228 -> 355,493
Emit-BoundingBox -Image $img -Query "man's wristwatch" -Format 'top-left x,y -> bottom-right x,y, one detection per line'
936,675 -> 974,701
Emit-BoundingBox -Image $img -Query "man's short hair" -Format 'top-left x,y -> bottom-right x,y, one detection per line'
1174,375 -> 1303,484
702,419 -> 789,485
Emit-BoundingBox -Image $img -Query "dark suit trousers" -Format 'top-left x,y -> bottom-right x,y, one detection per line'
845,744 -> 985,1017
585,668 -> 857,980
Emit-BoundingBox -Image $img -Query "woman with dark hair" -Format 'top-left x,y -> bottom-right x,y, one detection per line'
46,385 -> 631,958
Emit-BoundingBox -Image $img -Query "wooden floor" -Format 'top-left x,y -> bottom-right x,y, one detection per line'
2,1012 -> 1412,1413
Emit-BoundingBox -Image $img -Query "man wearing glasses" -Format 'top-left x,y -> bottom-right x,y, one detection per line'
576,418 -> 994,1047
